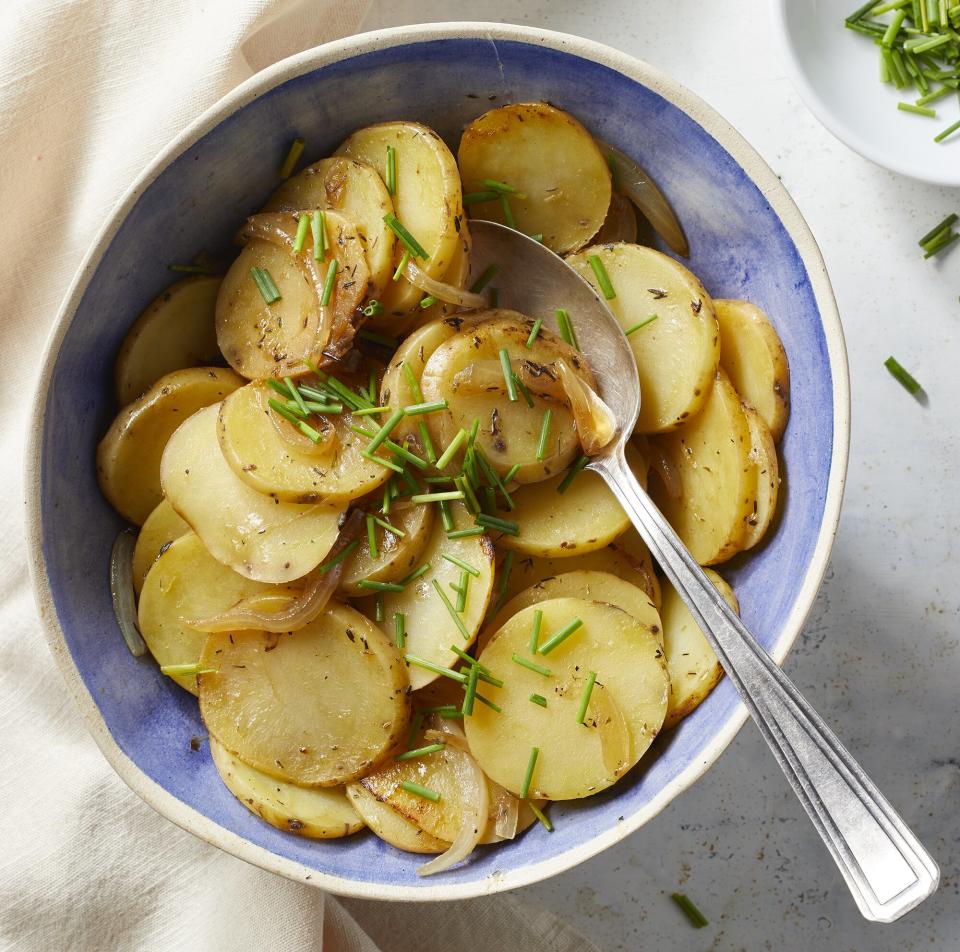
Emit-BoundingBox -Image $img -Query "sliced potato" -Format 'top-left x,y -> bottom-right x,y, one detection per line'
715,299 -> 790,442
741,404 -> 780,550
115,276 -> 222,404
420,313 -> 593,483
199,603 -> 409,786
217,382 -> 391,503
138,532 -> 281,693
97,367 -> 244,525
263,156 -> 396,297
161,404 -> 346,583
458,102 -> 611,255
649,371 -> 758,565
336,122 -> 463,317
568,243 -> 720,433
466,598 -> 668,799
346,782 -> 449,854
662,569 -> 738,730
339,503 -> 434,596
132,499 -> 189,595
215,210 -> 369,379
210,737 -> 363,839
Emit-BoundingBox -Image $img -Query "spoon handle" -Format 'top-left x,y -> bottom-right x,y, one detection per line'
592,446 -> 939,923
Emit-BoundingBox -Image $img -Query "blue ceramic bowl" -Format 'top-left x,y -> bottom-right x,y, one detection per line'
27,23 -> 849,900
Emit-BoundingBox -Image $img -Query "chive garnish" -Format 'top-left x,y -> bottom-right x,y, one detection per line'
456,474 -> 482,514
250,267 -> 281,304
403,400 -> 448,415
898,101 -> 937,116
462,665 -> 480,716
499,193 -> 516,228
481,178 -> 525,196
364,408 -> 405,454
442,553 -> 480,576
293,213 -> 310,253
526,318 -> 543,348
447,527 -> 484,539
400,780 -> 441,803
284,376 -> 309,415
449,647 -> 502,685
536,410 -> 552,461
529,801 -> 553,831
473,692 -> 502,713
555,308 -> 579,349
317,539 -> 360,574
432,579 -> 470,639
935,117 -> 960,142
278,137 -> 305,178
436,428 -> 468,469
373,516 -> 404,537
402,562 -> 432,585
363,299 -> 385,317
918,213 -> 958,244
493,550 -> 514,615
394,612 -> 406,649
503,463 -> 521,484
606,151 -> 621,191
268,399 -> 322,441
410,490 -> 464,504
455,571 -> 470,612
529,233 -> 544,243
419,295 -> 437,309
671,893 -> 708,929
469,264 -> 499,294
513,374 -> 535,408
463,190 -> 500,205
404,654 -> 468,683
625,314 -> 659,335
576,671 -> 598,724
395,742 -> 445,762
557,455 -> 590,494
357,579 -> 405,593
475,514 -> 519,536
520,746 -> 540,800
383,213 -> 429,259
587,254 -> 616,299
311,210 -> 326,261
498,348 -> 518,401
884,355 -> 923,394
538,617 -> 584,655
529,693 -> 548,708
393,250 -> 411,282
363,453 -> 403,473
529,610 -> 543,653
160,662 -> 218,677
366,514 -> 379,559
266,378 -> 290,397
512,653 -> 551,677
385,144 -> 397,195
320,260 -> 338,307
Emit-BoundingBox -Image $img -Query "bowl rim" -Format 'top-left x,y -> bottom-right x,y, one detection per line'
25,20 -> 850,902
770,0 -> 960,187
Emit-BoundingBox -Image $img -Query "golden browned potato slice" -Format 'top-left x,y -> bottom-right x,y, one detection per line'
161,404 -> 346,583
114,276 -> 222,404
217,382 -> 391,503
466,598 -> 668,799
138,532 -> 283,694
346,783 -> 449,854
568,243 -> 720,433
97,367 -> 244,525
715,299 -> 790,442
741,404 -> 780,550
209,737 -> 363,839
215,210 -> 369,379
336,122 -> 463,317
661,568 -> 738,730
263,156 -> 396,298
649,371 -> 758,565
131,499 -> 189,595
338,503 -> 434,596
199,603 -> 409,786
419,313 -> 593,483
458,102 -> 611,255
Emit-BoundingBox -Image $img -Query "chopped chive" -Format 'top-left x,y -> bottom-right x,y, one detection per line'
587,254 -> 616,299
362,452 -> 404,473
266,377 -> 290,397
924,231 -> 960,257
358,329 -> 398,348
499,348 -> 518,401
493,550 -> 514,615
473,692 -> 502,713
293,213 -> 311,253
898,101 -> 937,116
160,662 -> 218,677
402,361 -> 425,401
405,709 -> 423,748
383,482 -> 393,515
463,190 -> 500,205
438,499 -> 455,533
606,151 -> 621,191
284,376 -> 309,415
417,704 -> 461,715
278,137 -> 305,178
884,355 -> 923,394
555,308 -> 579,349
364,408 -> 405,454
462,664 -> 480,716
373,516 -> 405,538
363,299 -> 385,317
529,693 -> 548,708
383,213 -> 430,260
536,409 -> 553,461
395,742 -> 446,761
400,780 -> 441,803
476,513 -> 519,536
358,430 -> 426,469
456,474 -> 482,515
432,579 -> 470,639
935,117 -> 960,141
529,233 -> 544,243
268,399 -> 321,441
402,562 -> 432,584
320,259 -> 338,307
529,801 -> 553,831
456,571 -> 469,612
499,193 -> 516,229
557,455 -> 590,494
250,267 -> 281,304
525,318 -> 543,348
538,618 -> 583,655
529,609 -> 543,653
419,295 -> 437,309
881,9 -> 907,47
436,428 -> 468,469
442,553 -> 481,576
311,210 -> 326,261
303,401 -> 342,414
469,264 -> 499,294
424,475 -> 457,484
503,463 -> 521,484
512,653 -> 551,677
403,400 -> 448,415
419,421 -> 438,464
625,314 -> 659,335
447,527 -> 484,539
449,647 -> 501,684
357,579 -> 405,593
671,893 -> 708,929
481,178 -> 525,196
410,490 -> 464,504
366,514 -> 379,559
385,144 -> 397,196
393,250 -> 411,282
919,213 -> 958,245
513,374 -> 535,408
404,654 -> 468,683
911,32 -> 952,54
317,539 -> 360,574
394,612 -> 406,649
520,746 -> 539,800
576,671 -> 598,724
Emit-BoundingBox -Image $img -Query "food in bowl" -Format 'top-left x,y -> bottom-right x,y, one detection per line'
95,103 -> 791,875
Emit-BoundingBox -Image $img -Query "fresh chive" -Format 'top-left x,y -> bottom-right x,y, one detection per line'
475,513 -> 519,537
268,399 -> 322,441
438,498 -> 455,534
366,514 -> 379,559
373,516 -> 405,538
499,348 -> 518,401
250,267 -> 281,304
529,693 -> 548,708
320,259 -> 338,306
400,780 -> 441,803
469,264 -> 499,294
266,378 -> 290,397
404,654 -> 468,684
303,400 -> 342,414
357,579 -> 405,593
463,190 -> 500,205
481,178 -> 525,196
394,612 -> 406,649
529,801 -> 553,831
362,452 -> 403,473
924,231 -> 960,257
671,893 -> 708,929
317,539 -> 360,574
363,299 -> 385,317
916,84 -> 955,106
442,553 -> 481,576
385,145 -> 397,196
606,151 -> 621,191
898,101 -> 938,116
358,329 -> 398,348
587,254 -> 616,299
538,618 -> 583,655
410,490 -> 464,504
405,709 -> 423,748
454,572 -> 469,612
447,527 -> 484,539
557,455 -> 590,494
431,579 -> 470,639
449,647 -> 502,684
503,463 -> 521,484
520,746 -> 540,800
526,319 -> 543,348
513,374 -> 535,408
311,210 -> 326,261
493,550 -> 514,615
456,474 -> 482,515
499,193 -> 516,229
911,32 -> 952,54
419,420 -> 438,464
284,376 -> 309,415
419,295 -> 437,309
383,482 -> 393,515
529,233 -> 544,243
881,9 -> 907,47
462,664 -> 480,716
402,562 -> 432,584
625,314 -> 659,335
529,609 -> 543,653
884,355 -> 923,394
512,653 -> 551,677
160,662 -> 218,677
555,308 -> 579,349
536,410 -> 553,461
364,408 -> 405,454
473,692 -> 502,713
383,213 -> 430,259
935,116 -> 960,141
403,400 -> 448,415
436,428 -> 468,469
293,213 -> 310,253
355,431 -> 428,468
417,704 -> 461,715
576,671 -> 598,724
278,137 -> 305,178
393,250 -> 411,282
395,742 -> 446,762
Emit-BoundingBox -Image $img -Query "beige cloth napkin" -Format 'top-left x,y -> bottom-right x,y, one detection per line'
0,2 -> 602,949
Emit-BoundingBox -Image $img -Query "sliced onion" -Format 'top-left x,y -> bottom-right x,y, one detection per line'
404,259 -> 488,310
186,512 -> 363,633
489,780 -> 520,841
600,141 -> 689,257
556,360 -> 617,454
592,192 -> 638,245
648,439 -> 682,501
111,528 -> 147,657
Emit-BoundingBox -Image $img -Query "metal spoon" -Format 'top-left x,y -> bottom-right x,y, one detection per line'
468,220 -> 939,923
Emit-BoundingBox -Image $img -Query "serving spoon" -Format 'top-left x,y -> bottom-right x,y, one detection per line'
467,220 -> 939,923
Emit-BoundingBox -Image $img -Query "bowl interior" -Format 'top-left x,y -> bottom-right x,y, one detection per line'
775,0 -> 960,186
35,32 -> 837,897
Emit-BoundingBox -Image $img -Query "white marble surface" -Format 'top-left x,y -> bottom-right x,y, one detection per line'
356,2 -> 960,948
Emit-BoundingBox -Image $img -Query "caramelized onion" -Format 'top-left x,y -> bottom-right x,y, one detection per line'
648,440 -> 682,501
592,192 -> 638,245
404,259 -> 488,310
556,360 -> 617,454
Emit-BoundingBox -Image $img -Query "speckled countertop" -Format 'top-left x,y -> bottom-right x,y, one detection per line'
359,2 -> 960,949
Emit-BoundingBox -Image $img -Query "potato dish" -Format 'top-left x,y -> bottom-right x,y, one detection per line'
97,103 -> 790,875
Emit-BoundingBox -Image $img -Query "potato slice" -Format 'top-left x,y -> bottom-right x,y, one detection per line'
568,243 -> 720,433
97,367 -> 244,525
715,299 -> 790,442
217,382 -> 391,503
215,210 -> 369,379
741,404 -> 780,550
466,598 -> 668,799
339,503 -> 434,596
114,276 -> 222,404
648,371 -> 758,565
199,603 -> 409,786
210,737 -> 363,839
263,156 -> 396,298
458,102 -> 611,255
161,404 -> 346,583
346,783 -> 449,854
336,122 -> 463,317
363,510 -> 495,691
420,313 -> 593,483
662,569 -> 738,730
138,532 -> 281,694
132,499 -> 189,595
